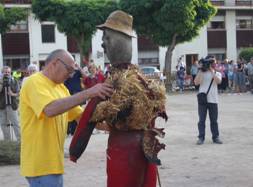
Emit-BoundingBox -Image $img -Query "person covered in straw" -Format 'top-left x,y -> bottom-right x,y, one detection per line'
69,10 -> 168,187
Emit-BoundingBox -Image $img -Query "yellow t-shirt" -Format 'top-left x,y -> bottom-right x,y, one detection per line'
19,72 -> 83,177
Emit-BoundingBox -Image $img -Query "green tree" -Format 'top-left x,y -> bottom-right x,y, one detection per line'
0,4 -> 28,34
32,0 -> 118,64
239,48 -> 253,63
120,0 -> 216,91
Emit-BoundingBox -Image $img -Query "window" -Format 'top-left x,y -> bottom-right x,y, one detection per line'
209,21 -> 225,29
3,57 -> 30,71
236,19 -> 253,29
208,53 -> 226,61
9,20 -> 28,32
210,0 -> 225,6
138,58 -> 159,66
41,24 -> 55,43
236,0 -> 252,6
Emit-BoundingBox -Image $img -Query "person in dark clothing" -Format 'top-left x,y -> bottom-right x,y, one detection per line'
64,70 -> 82,95
64,64 -> 86,135
177,66 -> 185,93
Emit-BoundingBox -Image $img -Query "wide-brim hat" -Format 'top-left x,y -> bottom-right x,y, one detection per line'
97,10 -> 136,38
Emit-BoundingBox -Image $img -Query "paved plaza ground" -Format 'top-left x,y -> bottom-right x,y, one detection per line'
0,92 -> 252,187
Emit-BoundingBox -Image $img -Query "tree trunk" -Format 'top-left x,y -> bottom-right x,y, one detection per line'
77,33 -> 92,67
77,34 -> 85,67
0,34 -> 3,69
164,34 -> 177,92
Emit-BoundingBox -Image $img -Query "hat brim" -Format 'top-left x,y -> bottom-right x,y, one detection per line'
97,23 -> 136,38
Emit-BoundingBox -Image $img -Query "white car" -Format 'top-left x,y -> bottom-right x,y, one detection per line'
140,66 -> 166,80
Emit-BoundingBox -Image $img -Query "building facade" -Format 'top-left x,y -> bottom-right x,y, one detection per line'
0,1 -> 138,71
1,0 -> 253,74
137,0 -> 253,73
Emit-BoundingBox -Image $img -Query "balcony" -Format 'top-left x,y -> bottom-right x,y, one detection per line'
211,0 -> 225,6
236,0 -> 253,6
2,0 -> 32,4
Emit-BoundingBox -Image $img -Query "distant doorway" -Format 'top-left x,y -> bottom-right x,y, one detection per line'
39,61 -> 45,70
186,54 -> 198,75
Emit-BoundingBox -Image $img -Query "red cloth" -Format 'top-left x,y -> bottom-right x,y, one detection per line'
143,164 -> 157,187
83,72 -> 105,89
69,98 -> 100,162
107,131 -> 157,187
69,74 -> 105,162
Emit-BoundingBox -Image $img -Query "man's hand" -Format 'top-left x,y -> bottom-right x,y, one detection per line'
86,83 -> 114,100
96,121 -> 111,131
8,89 -> 18,97
194,71 -> 203,86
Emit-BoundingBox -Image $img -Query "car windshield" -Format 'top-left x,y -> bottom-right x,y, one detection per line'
142,68 -> 155,74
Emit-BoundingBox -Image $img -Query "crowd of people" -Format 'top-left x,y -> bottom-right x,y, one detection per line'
64,60 -> 109,135
1,56 -> 252,143
176,57 -> 253,94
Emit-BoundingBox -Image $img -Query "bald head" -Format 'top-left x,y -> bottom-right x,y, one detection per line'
42,49 -> 76,84
45,49 -> 74,65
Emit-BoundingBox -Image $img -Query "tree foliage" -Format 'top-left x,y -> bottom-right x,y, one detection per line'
239,48 -> 253,63
120,0 -> 216,91
120,0 -> 216,46
32,0 -> 118,60
0,4 -> 28,34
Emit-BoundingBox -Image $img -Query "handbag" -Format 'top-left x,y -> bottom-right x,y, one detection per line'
197,78 -> 214,105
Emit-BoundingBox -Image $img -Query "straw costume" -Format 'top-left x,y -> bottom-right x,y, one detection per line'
69,10 -> 167,187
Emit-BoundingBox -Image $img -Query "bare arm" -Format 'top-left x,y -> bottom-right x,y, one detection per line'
8,89 -> 19,97
194,71 -> 203,86
211,70 -> 222,84
44,83 -> 113,117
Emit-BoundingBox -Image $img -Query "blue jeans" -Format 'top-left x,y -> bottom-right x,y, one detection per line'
178,79 -> 184,91
26,174 -> 63,187
197,103 -> 219,140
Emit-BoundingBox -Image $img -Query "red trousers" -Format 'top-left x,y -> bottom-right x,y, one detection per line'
107,131 -> 157,187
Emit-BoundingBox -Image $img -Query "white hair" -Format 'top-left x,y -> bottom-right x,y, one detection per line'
27,64 -> 38,72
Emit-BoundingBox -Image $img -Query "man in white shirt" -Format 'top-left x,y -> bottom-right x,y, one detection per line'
194,56 -> 223,145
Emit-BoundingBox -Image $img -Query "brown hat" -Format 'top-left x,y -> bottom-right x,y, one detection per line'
97,10 -> 135,37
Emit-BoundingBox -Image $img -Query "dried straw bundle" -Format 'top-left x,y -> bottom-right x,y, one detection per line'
91,65 -> 166,130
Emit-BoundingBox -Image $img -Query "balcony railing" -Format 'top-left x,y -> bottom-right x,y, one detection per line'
2,0 -> 32,4
235,0 -> 253,6
210,0 -> 225,6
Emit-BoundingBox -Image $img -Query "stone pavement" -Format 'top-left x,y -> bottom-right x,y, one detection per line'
0,92 -> 253,187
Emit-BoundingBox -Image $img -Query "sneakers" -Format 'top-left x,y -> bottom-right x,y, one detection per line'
213,138 -> 223,144
196,138 -> 204,145
196,138 -> 223,145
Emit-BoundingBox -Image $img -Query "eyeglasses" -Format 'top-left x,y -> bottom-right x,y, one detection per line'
57,58 -> 75,76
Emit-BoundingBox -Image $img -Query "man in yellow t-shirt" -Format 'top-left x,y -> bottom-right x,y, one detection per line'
19,49 -> 113,187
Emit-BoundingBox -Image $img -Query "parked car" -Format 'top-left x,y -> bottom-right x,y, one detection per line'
140,66 -> 166,81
